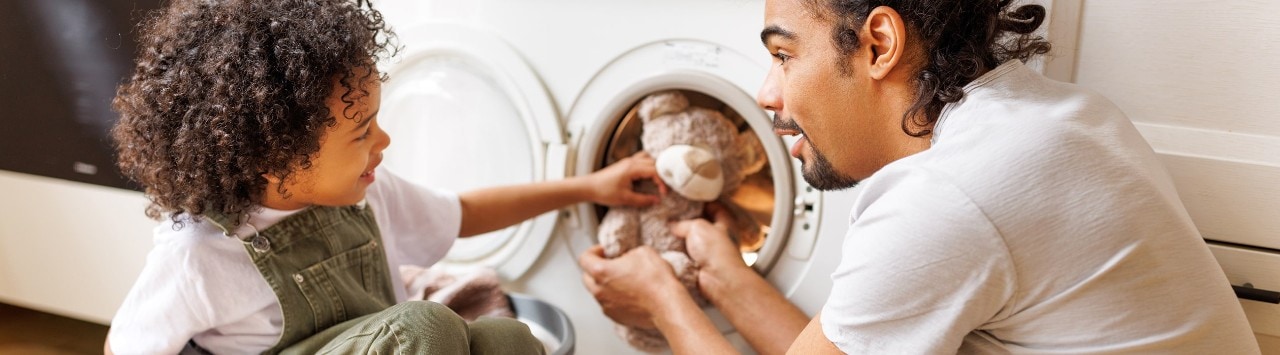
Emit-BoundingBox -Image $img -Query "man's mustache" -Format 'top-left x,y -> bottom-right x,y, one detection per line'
772,114 -> 804,135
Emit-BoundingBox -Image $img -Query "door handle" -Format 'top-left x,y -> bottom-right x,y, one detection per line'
1233,283 -> 1280,304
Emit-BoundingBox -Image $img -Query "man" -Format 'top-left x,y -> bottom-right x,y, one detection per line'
579,0 -> 1262,353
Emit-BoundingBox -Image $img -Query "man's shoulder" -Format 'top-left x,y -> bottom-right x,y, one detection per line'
851,163 -> 995,231
941,61 -> 1129,141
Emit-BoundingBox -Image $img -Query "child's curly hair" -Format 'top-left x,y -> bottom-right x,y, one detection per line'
112,0 -> 395,222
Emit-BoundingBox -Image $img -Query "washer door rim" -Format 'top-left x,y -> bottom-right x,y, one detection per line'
564,39 -> 799,277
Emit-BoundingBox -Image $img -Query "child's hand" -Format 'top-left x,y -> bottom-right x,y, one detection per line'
588,152 -> 664,207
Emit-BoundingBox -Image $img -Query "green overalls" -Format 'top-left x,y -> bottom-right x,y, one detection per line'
203,205 -> 545,354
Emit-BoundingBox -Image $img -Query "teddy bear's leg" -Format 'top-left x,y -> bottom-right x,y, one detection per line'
640,207 -> 693,253
618,324 -> 670,353
659,250 -> 711,307
597,208 -> 642,258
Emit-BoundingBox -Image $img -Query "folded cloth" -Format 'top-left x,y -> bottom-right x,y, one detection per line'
401,265 -> 515,321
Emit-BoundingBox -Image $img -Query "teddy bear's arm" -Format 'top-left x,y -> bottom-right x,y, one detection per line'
597,208 -> 642,258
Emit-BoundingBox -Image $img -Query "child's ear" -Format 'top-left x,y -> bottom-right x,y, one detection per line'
262,173 -> 282,184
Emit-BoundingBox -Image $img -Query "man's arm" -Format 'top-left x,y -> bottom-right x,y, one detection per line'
651,275 -> 738,354
787,314 -> 842,354
671,215 -> 810,355
698,260 -> 810,355
457,153 -> 659,237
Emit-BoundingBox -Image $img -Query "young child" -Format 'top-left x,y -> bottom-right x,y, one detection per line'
105,0 -> 660,353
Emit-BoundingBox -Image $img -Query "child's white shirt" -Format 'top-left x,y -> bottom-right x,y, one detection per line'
107,167 -> 461,354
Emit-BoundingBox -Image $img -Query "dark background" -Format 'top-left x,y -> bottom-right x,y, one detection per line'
0,0 -> 165,190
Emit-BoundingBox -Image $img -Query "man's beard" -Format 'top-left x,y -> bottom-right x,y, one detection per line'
801,145 -> 858,191
774,115 -> 858,190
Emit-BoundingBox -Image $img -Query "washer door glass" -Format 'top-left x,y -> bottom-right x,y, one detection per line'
381,54 -> 534,261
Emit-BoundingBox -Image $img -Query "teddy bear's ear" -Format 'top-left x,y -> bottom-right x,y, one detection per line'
735,130 -> 768,176
637,90 -> 690,122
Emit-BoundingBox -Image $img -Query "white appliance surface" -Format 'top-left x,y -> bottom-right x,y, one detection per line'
373,1 -> 849,353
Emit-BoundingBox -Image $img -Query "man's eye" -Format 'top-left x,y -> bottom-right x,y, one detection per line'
773,52 -> 791,64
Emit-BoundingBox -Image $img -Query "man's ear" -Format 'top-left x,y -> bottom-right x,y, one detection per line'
862,6 -> 908,80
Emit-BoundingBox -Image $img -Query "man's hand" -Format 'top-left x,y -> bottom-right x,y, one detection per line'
578,245 -> 688,329
586,152 -> 665,207
670,203 -> 748,279
579,244 -> 740,353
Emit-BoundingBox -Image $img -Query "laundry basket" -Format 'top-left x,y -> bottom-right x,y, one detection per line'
508,293 -> 575,355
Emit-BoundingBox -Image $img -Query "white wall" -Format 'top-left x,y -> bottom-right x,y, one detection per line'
1056,0 -> 1280,351
0,170 -> 153,324
1074,0 -> 1280,249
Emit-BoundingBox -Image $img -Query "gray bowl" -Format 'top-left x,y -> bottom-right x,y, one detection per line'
509,293 -> 575,355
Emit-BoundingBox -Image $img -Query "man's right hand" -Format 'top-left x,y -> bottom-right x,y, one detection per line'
669,203 -> 749,283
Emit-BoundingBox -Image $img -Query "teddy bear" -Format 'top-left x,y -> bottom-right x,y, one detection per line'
596,90 -> 767,352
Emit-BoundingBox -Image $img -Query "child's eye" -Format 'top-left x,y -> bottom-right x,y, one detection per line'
356,126 -> 373,141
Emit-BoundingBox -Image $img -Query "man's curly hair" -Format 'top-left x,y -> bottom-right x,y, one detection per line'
805,0 -> 1051,136
112,0 -> 395,222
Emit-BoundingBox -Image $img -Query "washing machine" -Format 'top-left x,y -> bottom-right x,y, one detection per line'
374,1 -> 850,353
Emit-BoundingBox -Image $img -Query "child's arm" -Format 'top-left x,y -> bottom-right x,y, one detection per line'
458,153 -> 661,237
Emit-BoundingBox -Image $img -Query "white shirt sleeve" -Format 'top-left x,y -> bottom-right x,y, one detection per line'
108,225 -> 218,354
821,168 -> 1017,353
365,166 -> 462,303
109,217 -> 288,354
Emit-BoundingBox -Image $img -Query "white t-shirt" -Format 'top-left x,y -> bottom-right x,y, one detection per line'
108,167 -> 461,354
820,61 -> 1260,354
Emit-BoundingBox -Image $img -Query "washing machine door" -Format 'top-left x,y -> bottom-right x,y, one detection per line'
565,40 -> 825,281
378,22 -> 566,280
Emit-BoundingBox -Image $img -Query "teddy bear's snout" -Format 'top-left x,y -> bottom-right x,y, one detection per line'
690,153 -> 722,180
656,144 -> 724,201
